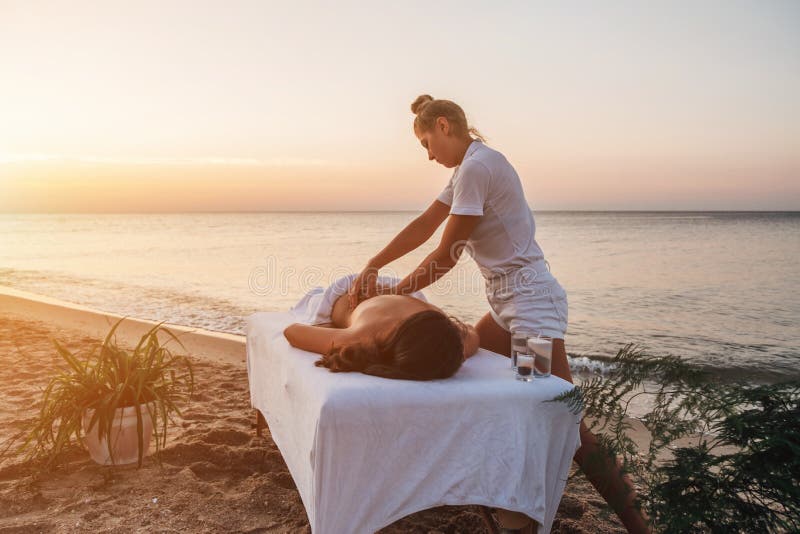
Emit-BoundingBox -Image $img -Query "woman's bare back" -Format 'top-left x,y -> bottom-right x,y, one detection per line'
330,293 -> 438,329
286,292 -> 479,361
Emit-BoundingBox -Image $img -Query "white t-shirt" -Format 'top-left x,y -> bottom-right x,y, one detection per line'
437,140 -> 545,278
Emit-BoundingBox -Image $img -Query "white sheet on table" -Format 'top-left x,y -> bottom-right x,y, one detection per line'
246,311 -> 581,534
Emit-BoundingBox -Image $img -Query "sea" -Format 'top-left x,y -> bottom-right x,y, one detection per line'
1,211 -> 798,382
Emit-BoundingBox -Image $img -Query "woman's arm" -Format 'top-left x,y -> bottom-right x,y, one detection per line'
348,200 -> 450,309
368,200 -> 450,268
283,324 -> 361,355
389,213 -> 482,296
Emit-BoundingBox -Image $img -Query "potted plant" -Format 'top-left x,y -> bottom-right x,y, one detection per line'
6,319 -> 194,468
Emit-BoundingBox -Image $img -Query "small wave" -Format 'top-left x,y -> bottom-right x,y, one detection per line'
567,352 -> 800,384
568,355 -> 617,376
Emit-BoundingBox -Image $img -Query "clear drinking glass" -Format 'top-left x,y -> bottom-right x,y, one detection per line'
515,353 -> 534,382
510,330 -> 534,372
527,335 -> 553,378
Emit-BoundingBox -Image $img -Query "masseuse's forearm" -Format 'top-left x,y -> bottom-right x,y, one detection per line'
392,247 -> 458,295
369,217 -> 436,268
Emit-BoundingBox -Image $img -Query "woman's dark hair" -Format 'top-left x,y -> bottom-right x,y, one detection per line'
315,310 -> 466,380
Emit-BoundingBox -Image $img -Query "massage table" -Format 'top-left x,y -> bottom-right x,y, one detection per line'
246,311 -> 581,534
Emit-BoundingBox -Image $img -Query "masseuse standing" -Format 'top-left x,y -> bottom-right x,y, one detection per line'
348,95 -> 648,534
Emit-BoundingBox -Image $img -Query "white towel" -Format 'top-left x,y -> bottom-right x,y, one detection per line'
247,311 -> 581,534
289,273 -> 428,325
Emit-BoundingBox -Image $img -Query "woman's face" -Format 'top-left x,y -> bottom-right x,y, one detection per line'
415,118 -> 459,168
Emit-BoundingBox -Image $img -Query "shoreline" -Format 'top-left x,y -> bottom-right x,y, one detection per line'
0,285 -> 245,366
4,283 -> 793,385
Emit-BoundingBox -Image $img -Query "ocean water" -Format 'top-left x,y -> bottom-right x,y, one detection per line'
1,212 -> 798,381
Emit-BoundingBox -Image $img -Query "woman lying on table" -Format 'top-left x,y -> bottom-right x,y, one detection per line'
283,274 -> 480,381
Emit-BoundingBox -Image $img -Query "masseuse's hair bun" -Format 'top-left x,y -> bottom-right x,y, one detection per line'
410,94 -> 434,115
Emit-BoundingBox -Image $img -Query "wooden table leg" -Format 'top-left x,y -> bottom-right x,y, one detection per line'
252,409 -> 267,437
478,506 -> 499,534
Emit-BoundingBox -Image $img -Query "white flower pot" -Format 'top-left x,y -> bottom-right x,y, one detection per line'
82,404 -> 153,466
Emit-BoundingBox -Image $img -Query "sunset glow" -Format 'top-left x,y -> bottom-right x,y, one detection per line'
1,1 -> 798,211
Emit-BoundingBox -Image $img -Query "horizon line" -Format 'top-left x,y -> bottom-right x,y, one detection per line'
2,209 -> 799,215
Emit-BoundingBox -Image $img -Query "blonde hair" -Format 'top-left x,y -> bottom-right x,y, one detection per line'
411,94 -> 486,142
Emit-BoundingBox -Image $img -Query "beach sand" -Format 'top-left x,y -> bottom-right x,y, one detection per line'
0,289 -> 625,533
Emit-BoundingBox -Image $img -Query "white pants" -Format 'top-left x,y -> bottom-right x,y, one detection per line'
485,261 -> 569,339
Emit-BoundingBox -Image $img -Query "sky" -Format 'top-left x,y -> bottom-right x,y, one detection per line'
1,0 -> 798,212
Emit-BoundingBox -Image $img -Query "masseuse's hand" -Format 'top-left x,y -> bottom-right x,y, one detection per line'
348,264 -> 380,311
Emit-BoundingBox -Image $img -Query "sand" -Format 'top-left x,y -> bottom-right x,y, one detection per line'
0,288 -> 625,533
